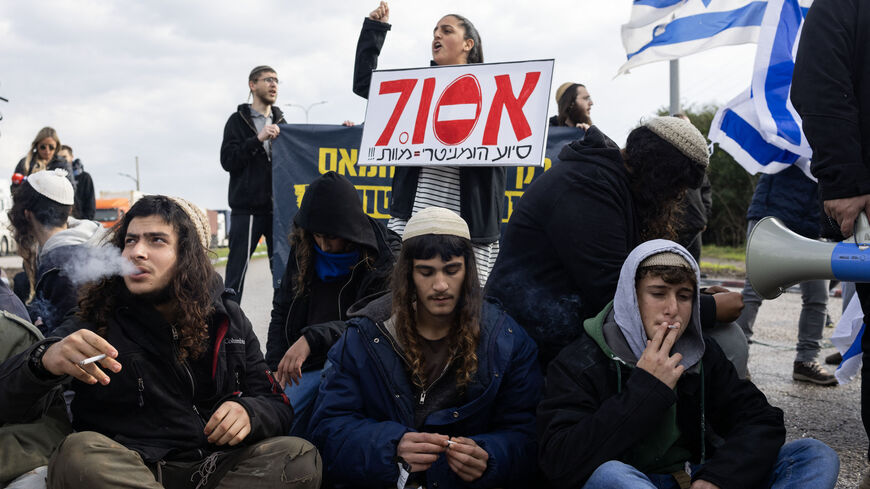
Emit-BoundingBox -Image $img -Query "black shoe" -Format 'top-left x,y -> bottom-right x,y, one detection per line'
825,352 -> 842,365
793,361 -> 837,386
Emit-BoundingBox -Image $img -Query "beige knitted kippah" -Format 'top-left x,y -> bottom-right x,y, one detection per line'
639,251 -> 692,270
168,197 -> 211,250
643,116 -> 710,167
555,82 -> 575,104
403,207 -> 470,241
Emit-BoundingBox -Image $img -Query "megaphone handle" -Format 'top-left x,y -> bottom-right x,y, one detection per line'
854,211 -> 870,247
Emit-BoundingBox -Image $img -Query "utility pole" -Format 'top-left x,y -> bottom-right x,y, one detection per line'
669,59 -> 680,115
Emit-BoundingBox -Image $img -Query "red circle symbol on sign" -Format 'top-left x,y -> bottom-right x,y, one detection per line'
433,74 -> 482,146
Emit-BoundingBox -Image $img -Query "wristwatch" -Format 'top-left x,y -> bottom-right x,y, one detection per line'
29,340 -> 60,380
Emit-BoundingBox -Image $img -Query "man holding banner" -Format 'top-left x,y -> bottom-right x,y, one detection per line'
220,65 -> 285,301
792,0 -> 870,481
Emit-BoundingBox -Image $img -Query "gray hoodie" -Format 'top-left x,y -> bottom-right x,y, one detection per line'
612,239 -> 705,370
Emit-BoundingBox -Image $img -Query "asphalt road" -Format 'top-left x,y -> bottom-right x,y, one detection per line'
215,259 -> 870,487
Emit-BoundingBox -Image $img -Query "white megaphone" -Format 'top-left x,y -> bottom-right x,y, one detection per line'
746,212 -> 870,299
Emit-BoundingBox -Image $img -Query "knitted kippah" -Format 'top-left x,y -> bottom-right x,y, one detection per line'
403,207 -> 470,241
639,251 -> 692,270
643,116 -> 710,167
28,169 -> 74,205
168,197 -> 211,250
555,82 -> 575,104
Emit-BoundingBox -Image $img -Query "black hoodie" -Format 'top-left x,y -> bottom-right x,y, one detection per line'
265,172 -> 398,371
487,127 -> 716,367
220,104 -> 286,214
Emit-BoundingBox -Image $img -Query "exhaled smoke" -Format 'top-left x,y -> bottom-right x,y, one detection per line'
60,246 -> 138,285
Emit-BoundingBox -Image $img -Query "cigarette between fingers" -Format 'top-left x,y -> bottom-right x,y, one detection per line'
78,354 -> 107,366
667,324 -> 679,330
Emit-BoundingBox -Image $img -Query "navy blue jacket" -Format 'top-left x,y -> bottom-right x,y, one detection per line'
746,165 -> 820,239
309,294 -> 542,488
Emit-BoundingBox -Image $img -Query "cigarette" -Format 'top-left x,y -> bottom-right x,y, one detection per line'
446,439 -> 457,446
78,354 -> 106,366
667,324 -> 679,330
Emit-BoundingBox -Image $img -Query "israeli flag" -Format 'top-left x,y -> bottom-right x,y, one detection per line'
708,0 -> 815,177
619,0 -> 767,75
831,293 -> 864,385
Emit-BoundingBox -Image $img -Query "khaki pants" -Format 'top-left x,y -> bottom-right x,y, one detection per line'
47,431 -> 321,489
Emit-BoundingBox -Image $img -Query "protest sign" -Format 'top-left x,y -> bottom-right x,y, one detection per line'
269,124 -> 581,287
359,60 -> 554,167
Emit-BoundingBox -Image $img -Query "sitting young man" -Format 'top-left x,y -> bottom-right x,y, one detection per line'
309,207 -> 542,489
537,240 -> 839,489
0,195 -> 321,489
8,169 -> 106,334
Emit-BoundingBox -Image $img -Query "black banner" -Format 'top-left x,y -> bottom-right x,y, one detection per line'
270,124 -> 583,287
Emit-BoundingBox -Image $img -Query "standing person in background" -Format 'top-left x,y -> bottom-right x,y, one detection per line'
220,65 -> 285,301
735,166 -> 836,385
550,82 -> 594,131
354,2 -> 505,285
57,145 -> 96,220
12,127 -> 74,192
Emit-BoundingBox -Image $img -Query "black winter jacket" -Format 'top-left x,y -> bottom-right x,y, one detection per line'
538,330 -> 785,489
220,104 -> 286,214
0,274 -> 292,463
487,127 -> 716,366
265,216 -> 397,371
353,17 -> 506,243
792,0 -> 870,202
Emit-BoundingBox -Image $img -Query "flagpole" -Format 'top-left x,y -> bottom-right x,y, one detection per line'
669,59 -> 680,115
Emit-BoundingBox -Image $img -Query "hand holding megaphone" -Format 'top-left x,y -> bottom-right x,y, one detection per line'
747,211 -> 870,299
823,195 -> 870,239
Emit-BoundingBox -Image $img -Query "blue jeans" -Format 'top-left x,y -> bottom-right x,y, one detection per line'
582,439 -> 839,489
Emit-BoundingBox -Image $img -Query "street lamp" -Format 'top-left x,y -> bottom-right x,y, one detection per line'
119,156 -> 140,191
285,101 -> 327,123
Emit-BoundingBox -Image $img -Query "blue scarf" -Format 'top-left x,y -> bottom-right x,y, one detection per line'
314,246 -> 360,282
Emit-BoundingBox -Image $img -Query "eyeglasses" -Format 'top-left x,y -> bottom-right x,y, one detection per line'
259,77 -> 280,85
38,144 -> 56,151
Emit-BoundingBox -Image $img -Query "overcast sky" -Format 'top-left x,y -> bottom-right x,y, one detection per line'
0,1 -> 757,210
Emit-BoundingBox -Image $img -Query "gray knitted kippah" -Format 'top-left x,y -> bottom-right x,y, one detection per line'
168,197 -> 211,250
643,116 -> 710,167
639,251 -> 692,270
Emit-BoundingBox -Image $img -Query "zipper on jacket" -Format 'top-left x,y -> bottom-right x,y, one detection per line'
137,377 -> 145,408
170,324 -> 203,430
418,360 -> 452,405
336,256 -> 366,320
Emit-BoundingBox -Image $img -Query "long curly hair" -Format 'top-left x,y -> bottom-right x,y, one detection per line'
624,126 -> 707,241
391,234 -> 481,390
8,181 -> 72,301
78,195 -> 214,362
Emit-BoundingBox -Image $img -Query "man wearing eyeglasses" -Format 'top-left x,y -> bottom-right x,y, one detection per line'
220,65 -> 286,301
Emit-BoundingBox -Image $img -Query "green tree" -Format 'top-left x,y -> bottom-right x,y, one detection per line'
659,105 -> 758,246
